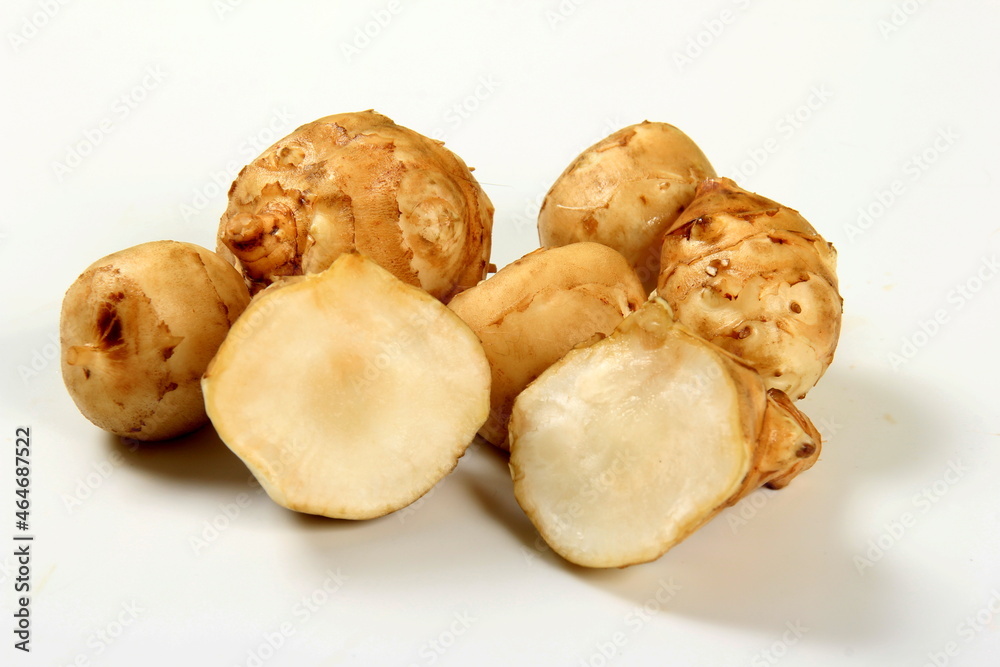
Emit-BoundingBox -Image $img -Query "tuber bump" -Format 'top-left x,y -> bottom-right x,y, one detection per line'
218,110 -> 494,301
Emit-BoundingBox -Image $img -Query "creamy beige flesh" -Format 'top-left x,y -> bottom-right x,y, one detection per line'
203,254 -> 490,519
509,300 -> 754,568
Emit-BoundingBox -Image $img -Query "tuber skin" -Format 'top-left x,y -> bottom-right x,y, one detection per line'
508,297 -> 821,568
60,241 -> 251,441
449,242 -> 646,449
538,121 -> 716,291
218,110 -> 494,301
658,177 -> 842,399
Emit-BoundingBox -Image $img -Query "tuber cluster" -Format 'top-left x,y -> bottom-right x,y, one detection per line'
59,109 -> 842,569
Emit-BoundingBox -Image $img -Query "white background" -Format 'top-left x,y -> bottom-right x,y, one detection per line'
2,1 -> 999,665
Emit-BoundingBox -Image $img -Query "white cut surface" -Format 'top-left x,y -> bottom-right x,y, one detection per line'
204,254 -> 490,519
510,323 -> 752,568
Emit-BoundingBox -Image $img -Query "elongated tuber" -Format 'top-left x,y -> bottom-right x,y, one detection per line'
449,242 -> 645,449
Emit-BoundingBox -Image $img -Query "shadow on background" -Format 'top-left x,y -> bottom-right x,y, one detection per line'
108,422 -> 251,490
464,365 -> 947,647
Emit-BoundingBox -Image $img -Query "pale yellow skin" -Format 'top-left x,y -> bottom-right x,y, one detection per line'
538,121 -> 716,291
658,178 -> 842,399
60,241 -> 251,441
203,254 -> 491,520
509,298 -> 821,568
218,110 -> 494,301
449,243 -> 645,450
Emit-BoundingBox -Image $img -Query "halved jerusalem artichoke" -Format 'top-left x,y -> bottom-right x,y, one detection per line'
509,297 -> 820,568
218,110 -> 494,301
538,121 -> 716,291
657,177 -> 842,399
60,241 -> 251,441
449,243 -> 646,449
202,253 -> 490,519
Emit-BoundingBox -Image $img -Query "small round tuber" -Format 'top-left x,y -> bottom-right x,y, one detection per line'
538,121 -> 716,291
60,240 -> 251,441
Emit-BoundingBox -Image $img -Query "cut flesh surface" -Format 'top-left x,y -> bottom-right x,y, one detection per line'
203,253 -> 490,519
509,299 -> 757,567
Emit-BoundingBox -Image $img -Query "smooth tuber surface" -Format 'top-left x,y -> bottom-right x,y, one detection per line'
538,121 -> 716,291
60,240 -> 251,441
449,242 -> 646,449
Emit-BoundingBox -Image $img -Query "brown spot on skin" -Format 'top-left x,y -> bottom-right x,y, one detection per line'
83,368 -> 91,379
768,235 -> 788,244
774,371 -> 783,377
582,215 -> 598,235
96,303 -> 124,349
162,346 -> 176,360
731,325 -> 752,339
639,195 -> 648,205
108,292 -> 125,303
164,382 -> 178,392
796,442 -> 816,458
790,301 -> 802,314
